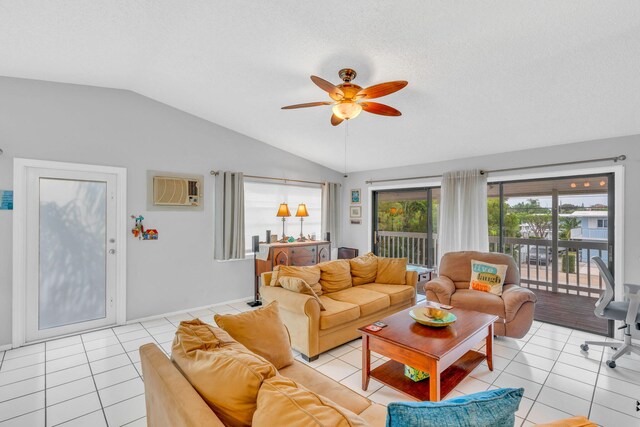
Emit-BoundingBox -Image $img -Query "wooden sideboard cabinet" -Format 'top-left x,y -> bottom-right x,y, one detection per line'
255,241 -> 331,281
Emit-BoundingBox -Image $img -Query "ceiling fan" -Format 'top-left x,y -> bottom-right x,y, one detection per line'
282,68 -> 408,126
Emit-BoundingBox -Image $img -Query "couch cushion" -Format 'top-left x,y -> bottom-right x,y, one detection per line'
470,259 -> 508,296
318,296 -> 361,330
279,361 -> 371,415
325,287 -> 390,317
270,265 -> 323,295
214,301 -> 294,370
171,320 -> 277,427
350,253 -> 378,286
451,289 -> 506,319
358,283 -> 414,306
252,376 -> 369,426
375,257 -> 407,285
278,276 -> 325,311
318,259 -> 353,293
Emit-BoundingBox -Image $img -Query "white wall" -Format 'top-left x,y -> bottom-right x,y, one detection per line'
0,77 -> 343,347
341,135 -> 640,284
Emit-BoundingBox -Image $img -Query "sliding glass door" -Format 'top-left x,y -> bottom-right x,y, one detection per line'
372,187 -> 439,267
488,174 -> 614,336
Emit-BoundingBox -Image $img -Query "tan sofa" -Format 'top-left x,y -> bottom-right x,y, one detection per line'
425,251 -> 537,338
140,342 -> 595,427
260,260 -> 417,361
140,343 -> 387,427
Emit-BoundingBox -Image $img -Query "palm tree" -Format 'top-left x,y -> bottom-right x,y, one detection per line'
559,217 -> 581,240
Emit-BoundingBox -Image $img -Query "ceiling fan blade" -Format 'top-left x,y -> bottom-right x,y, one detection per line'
355,81 -> 408,100
281,102 -> 333,110
361,102 -> 402,116
331,114 -> 344,126
311,76 -> 344,100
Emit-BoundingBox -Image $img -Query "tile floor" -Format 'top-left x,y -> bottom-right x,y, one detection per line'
0,296 -> 639,426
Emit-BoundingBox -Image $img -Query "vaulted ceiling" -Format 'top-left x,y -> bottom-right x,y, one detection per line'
1,1 -> 639,172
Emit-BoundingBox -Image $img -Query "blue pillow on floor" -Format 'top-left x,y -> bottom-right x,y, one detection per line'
386,388 -> 524,427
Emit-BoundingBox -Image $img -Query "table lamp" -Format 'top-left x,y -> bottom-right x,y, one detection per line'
276,203 -> 291,242
296,203 -> 309,241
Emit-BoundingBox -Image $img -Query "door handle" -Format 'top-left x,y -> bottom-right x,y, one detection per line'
109,249 -> 116,255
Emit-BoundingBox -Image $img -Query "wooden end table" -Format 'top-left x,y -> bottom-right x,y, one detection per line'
359,306 -> 497,402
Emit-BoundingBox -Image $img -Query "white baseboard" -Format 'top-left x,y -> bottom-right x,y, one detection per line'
125,296 -> 254,325
0,295 -> 255,350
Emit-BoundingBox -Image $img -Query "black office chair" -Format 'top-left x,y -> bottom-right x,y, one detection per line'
580,257 -> 640,368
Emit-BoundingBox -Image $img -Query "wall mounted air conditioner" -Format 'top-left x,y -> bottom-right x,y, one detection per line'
153,176 -> 199,206
147,171 -> 204,211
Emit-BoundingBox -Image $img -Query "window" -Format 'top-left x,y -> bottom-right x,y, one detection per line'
597,219 -> 608,228
244,181 -> 322,252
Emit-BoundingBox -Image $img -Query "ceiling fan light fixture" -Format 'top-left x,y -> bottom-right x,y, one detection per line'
332,101 -> 362,120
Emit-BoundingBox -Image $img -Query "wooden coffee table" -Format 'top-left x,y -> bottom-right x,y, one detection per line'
359,305 -> 498,402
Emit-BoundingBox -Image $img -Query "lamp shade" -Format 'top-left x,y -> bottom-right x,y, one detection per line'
276,203 -> 291,217
295,203 -> 309,217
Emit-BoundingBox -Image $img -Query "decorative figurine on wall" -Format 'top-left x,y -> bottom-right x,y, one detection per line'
131,215 -> 144,238
144,229 -> 158,240
131,214 -> 159,240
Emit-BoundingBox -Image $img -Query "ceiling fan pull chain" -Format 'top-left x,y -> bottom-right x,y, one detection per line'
343,121 -> 349,177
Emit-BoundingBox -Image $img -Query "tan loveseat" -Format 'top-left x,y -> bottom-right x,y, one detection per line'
140,343 -> 387,427
260,257 -> 417,361
425,251 -> 537,338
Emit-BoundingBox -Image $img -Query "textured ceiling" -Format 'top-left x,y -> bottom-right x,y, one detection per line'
1,1 -> 639,172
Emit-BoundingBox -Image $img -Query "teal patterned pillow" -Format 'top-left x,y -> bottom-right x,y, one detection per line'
386,388 -> 524,427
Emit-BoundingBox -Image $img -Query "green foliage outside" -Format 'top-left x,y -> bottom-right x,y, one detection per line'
377,200 -> 434,232
559,217 -> 581,240
562,252 -> 577,273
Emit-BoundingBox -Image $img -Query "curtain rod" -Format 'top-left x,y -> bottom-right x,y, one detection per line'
210,170 -> 327,186
364,155 -> 626,185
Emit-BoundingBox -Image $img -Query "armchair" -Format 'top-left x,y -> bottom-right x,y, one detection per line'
425,251 -> 537,338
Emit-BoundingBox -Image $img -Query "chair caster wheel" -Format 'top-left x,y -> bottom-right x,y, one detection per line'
610,347 -> 618,350
606,360 -> 616,368
580,344 -> 589,352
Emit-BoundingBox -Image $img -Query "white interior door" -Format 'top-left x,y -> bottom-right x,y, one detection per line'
24,167 -> 118,342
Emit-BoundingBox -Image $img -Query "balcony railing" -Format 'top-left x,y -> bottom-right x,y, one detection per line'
377,231 -> 432,266
489,236 -> 607,297
377,230 -> 607,298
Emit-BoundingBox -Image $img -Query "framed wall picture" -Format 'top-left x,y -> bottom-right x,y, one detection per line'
351,188 -> 361,204
350,205 -> 362,218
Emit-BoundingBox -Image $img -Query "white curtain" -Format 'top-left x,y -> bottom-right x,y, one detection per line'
438,169 -> 488,262
214,171 -> 245,260
321,182 -> 341,247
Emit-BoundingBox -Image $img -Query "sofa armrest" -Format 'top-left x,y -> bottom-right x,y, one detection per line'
405,270 -> 418,287
261,272 -> 273,287
140,344 -> 225,427
424,276 -> 456,304
502,284 -> 537,322
259,285 -> 321,316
